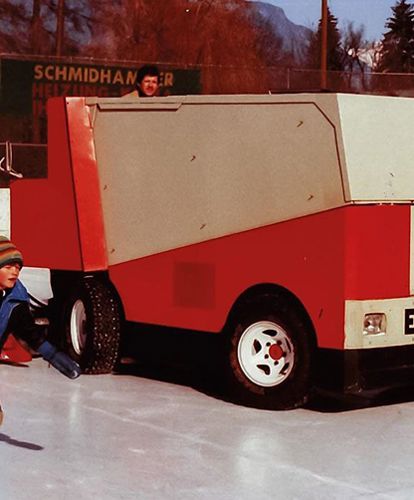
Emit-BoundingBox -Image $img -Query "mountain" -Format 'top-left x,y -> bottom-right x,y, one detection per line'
250,1 -> 313,63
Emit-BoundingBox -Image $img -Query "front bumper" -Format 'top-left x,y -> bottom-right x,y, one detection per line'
317,344 -> 414,395
345,297 -> 414,349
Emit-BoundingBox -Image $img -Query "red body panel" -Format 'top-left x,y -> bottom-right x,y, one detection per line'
11,97 -> 107,271
66,99 -> 107,270
343,205 -> 410,299
109,204 -> 410,350
11,98 -> 82,269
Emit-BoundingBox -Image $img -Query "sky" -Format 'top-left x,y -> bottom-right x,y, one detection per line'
263,0 -> 398,41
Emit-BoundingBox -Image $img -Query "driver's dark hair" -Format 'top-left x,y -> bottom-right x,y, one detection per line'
136,65 -> 160,85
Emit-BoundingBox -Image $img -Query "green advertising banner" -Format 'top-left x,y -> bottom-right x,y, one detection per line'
0,56 -> 201,147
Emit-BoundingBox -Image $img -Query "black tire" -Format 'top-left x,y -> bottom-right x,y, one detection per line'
224,293 -> 315,410
63,277 -> 121,374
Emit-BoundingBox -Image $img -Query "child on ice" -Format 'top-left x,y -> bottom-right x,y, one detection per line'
0,236 -> 81,424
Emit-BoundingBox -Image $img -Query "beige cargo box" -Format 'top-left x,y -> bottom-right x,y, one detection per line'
85,93 -> 414,264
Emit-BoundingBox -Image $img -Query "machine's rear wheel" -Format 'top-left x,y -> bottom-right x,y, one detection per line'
64,277 -> 121,374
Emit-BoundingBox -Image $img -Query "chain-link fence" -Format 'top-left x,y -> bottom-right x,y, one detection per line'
268,67 -> 414,96
200,65 -> 414,96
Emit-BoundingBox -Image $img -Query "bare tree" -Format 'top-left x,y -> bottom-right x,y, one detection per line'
0,0 -> 90,55
84,0 -> 284,93
342,22 -> 369,90
0,2 -> 32,53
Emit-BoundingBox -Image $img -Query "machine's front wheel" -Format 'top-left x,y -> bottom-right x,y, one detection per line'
225,293 -> 315,410
64,277 -> 121,374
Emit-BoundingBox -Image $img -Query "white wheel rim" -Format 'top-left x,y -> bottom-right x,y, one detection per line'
70,299 -> 87,356
237,320 -> 295,387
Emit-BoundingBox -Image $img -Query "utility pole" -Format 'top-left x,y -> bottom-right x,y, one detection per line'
320,0 -> 328,90
56,0 -> 65,56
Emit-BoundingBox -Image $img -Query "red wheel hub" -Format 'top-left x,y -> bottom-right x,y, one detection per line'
269,343 -> 284,361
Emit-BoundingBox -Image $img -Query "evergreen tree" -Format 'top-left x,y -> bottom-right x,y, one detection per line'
306,7 -> 343,71
379,0 -> 414,72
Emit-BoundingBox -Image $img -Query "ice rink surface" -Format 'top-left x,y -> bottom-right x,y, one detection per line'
2,357 -> 414,500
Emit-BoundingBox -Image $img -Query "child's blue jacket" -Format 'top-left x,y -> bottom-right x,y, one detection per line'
0,280 -> 29,341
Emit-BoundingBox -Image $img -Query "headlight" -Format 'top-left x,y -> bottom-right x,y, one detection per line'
363,313 -> 386,336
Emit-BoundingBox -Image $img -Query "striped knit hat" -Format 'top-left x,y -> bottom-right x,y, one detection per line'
0,236 -> 23,268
